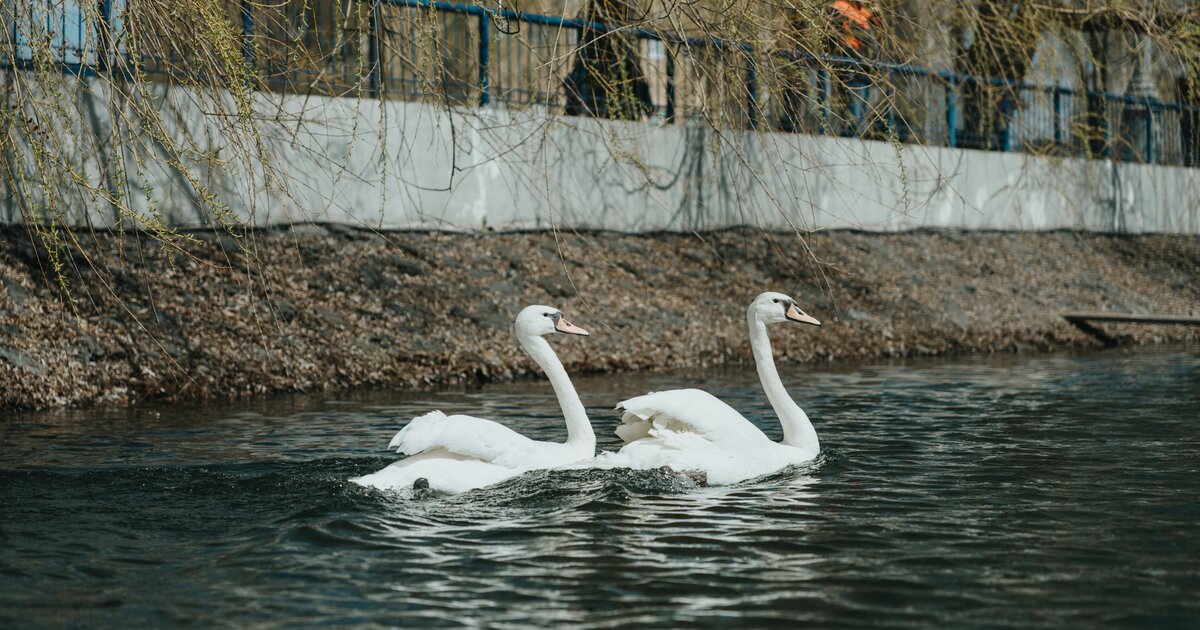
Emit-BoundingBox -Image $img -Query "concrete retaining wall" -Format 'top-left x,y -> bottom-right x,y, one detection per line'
4,80 -> 1198,233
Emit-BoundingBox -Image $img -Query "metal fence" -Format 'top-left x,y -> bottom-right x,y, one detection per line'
6,0 -> 1199,168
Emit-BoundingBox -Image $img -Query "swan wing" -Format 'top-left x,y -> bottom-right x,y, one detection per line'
388,411 -> 538,468
615,389 -> 766,445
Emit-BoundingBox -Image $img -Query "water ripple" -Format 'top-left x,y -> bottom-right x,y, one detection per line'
2,348 -> 1199,627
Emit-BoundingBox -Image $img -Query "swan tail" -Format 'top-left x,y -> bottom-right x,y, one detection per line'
351,457 -> 430,492
352,448 -> 526,495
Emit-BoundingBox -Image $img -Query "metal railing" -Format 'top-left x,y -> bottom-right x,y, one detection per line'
6,0 -> 1200,168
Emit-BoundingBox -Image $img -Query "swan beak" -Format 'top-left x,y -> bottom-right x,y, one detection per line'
786,303 -> 821,327
555,318 -> 589,336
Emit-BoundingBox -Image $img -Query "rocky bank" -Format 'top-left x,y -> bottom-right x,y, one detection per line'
1,226 -> 1197,411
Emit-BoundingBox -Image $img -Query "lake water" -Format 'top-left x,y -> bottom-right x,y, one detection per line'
2,348 -> 1198,627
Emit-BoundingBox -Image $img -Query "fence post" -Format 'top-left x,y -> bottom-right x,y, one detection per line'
1103,99 -> 1111,159
8,9 -> 15,65
96,0 -> 112,72
1000,90 -> 1013,152
368,2 -> 381,98
665,47 -> 676,123
885,68 -> 895,138
746,53 -> 758,129
818,68 -> 831,132
1053,87 -> 1062,147
945,78 -> 957,148
1185,103 -> 1195,166
477,12 -> 490,106
849,77 -> 864,135
240,0 -> 254,67
1145,101 -> 1155,164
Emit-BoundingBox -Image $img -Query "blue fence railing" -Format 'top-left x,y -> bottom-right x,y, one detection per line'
6,0 -> 1200,168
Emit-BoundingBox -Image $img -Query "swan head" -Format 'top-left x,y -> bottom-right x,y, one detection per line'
750,292 -> 821,327
515,304 -> 590,338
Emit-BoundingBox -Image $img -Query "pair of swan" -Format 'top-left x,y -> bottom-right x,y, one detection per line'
351,292 -> 822,495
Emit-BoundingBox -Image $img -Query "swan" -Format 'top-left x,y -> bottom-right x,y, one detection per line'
596,292 -> 822,485
351,305 -> 595,496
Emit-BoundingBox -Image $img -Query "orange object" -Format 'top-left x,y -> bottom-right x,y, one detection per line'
831,1 -> 873,29
830,0 -> 874,52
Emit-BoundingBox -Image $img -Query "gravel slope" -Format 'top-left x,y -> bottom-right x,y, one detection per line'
1,226 -> 1197,410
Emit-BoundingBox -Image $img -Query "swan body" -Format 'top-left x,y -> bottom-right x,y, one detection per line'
351,306 -> 594,495
596,292 -> 822,485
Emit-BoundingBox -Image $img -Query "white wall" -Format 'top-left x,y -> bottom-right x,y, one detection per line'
4,80 -> 1198,233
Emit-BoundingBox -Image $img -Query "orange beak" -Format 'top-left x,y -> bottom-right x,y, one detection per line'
554,317 -> 589,336
786,303 -> 821,327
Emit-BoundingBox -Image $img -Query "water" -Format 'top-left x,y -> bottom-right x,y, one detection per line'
2,348 -> 1198,628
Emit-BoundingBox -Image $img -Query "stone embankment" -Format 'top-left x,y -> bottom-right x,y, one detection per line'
1,226 -> 1197,411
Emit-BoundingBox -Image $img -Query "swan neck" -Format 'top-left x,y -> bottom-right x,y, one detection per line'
520,333 -> 594,451
747,315 -> 819,454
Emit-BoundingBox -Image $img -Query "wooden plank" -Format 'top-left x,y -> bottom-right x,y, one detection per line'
1062,312 -> 1200,326
1062,311 -> 1200,347
1063,315 -> 1119,346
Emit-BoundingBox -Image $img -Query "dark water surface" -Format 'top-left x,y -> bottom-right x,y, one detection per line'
2,348 -> 1198,628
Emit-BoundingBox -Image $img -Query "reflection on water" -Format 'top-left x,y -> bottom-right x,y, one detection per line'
2,348 -> 1199,627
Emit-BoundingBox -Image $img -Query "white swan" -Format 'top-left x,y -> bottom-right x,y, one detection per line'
351,305 -> 594,496
597,292 -> 822,485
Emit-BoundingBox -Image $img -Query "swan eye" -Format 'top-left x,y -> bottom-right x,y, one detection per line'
773,298 -> 780,303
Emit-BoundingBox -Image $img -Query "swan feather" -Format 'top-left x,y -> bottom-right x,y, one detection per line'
615,389 -> 767,446
388,411 -> 540,469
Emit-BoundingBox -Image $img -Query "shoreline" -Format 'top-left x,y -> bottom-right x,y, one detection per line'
2,226 -> 1197,411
